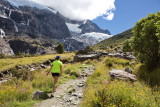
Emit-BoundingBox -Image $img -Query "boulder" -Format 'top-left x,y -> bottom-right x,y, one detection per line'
43,60 -> 51,66
32,91 -> 49,100
124,67 -> 132,74
74,54 -> 100,62
40,64 -> 46,69
108,53 -> 136,60
30,68 -> 35,71
109,69 -> 137,82
0,73 -> 3,78
0,39 -> 14,56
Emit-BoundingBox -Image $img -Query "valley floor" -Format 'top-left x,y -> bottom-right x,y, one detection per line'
0,53 -> 160,107
35,65 -> 95,107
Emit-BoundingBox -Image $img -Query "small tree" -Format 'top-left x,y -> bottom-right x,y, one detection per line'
123,40 -> 132,52
55,43 -> 64,54
132,12 -> 160,70
85,46 -> 93,51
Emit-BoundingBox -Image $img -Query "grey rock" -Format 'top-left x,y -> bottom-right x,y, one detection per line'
40,64 -> 46,69
72,93 -> 83,98
0,39 -> 14,55
32,91 -> 49,100
108,53 -> 136,60
30,68 -> 35,71
77,83 -> 84,87
74,54 -> 100,62
0,73 -> 4,78
109,69 -> 137,82
124,67 -> 132,74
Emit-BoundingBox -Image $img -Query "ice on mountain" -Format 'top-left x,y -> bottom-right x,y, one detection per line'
5,0 -> 57,14
81,32 -> 112,40
0,29 -> 5,38
72,32 -> 112,46
66,23 -> 82,33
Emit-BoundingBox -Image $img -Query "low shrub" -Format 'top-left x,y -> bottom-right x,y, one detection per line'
11,67 -> 35,81
70,71 -> 80,77
0,81 -> 32,106
82,81 -> 158,107
136,65 -> 160,86
64,68 -> 72,74
105,57 -> 130,67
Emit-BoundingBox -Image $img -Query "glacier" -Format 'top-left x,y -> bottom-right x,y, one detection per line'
5,0 -> 57,14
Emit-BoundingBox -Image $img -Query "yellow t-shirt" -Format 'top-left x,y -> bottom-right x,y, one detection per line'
51,60 -> 62,73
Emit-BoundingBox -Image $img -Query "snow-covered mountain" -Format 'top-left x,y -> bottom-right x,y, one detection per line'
5,0 -> 57,13
0,0 -> 112,55
65,19 -> 112,48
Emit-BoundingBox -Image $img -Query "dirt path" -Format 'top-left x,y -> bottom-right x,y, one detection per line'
34,65 -> 95,107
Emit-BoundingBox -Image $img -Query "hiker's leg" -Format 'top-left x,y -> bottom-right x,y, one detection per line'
53,76 -> 59,92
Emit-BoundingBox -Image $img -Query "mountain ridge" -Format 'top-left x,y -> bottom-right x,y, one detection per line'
93,29 -> 133,50
0,0 -> 112,55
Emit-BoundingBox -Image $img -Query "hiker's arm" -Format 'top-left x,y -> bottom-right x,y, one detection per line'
60,65 -> 63,76
46,65 -> 53,75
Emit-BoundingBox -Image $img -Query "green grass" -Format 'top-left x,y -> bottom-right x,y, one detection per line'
81,57 -> 160,107
93,29 -> 133,50
135,65 -> 160,86
0,59 -> 87,107
0,53 -> 74,72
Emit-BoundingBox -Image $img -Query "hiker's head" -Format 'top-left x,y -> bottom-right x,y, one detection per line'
55,56 -> 61,60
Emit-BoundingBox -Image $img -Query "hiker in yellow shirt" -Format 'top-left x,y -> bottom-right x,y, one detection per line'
46,56 -> 63,93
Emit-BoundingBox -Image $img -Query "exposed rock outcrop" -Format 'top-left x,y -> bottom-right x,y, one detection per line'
0,38 -> 14,55
109,69 -> 137,82
74,54 -> 100,62
0,0 -> 71,54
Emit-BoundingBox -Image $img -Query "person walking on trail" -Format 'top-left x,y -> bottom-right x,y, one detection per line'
46,56 -> 63,93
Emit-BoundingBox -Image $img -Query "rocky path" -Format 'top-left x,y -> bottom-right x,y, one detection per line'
34,65 -> 95,107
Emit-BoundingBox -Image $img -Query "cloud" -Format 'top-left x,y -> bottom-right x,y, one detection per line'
31,0 -> 116,21
103,11 -> 115,20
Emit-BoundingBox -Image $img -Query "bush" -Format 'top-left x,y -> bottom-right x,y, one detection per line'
136,65 -> 160,86
70,71 -> 80,77
132,12 -> 160,70
123,40 -> 132,52
11,67 -> 35,81
64,68 -> 72,74
55,43 -> 64,54
82,81 -> 158,107
105,57 -> 130,68
76,46 -> 94,55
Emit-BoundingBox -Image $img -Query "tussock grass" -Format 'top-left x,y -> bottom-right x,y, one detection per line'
0,53 -> 74,72
81,57 -> 160,107
0,61 -> 84,107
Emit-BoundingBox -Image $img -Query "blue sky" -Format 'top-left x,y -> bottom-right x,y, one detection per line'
93,0 -> 160,35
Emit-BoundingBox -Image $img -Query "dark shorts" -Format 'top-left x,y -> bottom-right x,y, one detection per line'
52,73 -> 60,77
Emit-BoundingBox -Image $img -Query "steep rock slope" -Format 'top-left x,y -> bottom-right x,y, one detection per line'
63,16 -> 112,51
0,38 -> 14,56
0,0 -> 112,54
0,0 -> 70,55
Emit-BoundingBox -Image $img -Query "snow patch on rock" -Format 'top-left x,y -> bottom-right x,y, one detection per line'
81,32 -> 112,40
0,29 -> 5,38
72,32 -> 112,46
66,23 -> 82,33
5,0 -> 57,14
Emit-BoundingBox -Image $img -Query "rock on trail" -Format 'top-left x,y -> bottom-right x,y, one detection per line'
34,65 -> 95,107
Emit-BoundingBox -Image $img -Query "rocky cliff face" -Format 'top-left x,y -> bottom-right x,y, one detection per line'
0,0 -> 71,55
0,38 -> 14,55
63,17 -> 112,51
0,0 -> 112,54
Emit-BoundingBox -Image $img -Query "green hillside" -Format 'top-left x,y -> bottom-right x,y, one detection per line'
93,29 -> 133,50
